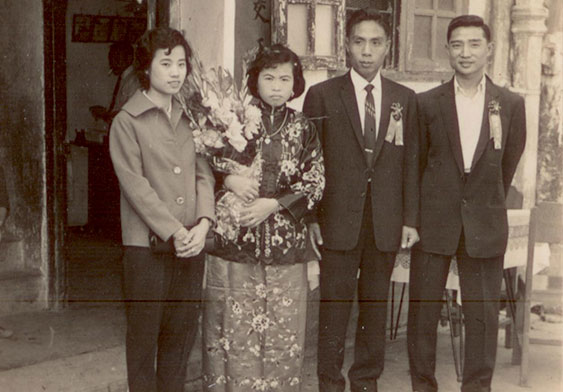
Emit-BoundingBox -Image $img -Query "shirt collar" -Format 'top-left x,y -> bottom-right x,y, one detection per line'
454,74 -> 486,98
350,67 -> 382,94
121,89 -> 182,118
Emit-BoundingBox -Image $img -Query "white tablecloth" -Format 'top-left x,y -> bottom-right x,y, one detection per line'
390,209 -> 547,292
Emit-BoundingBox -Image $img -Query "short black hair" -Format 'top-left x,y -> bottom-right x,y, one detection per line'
246,44 -> 305,101
346,9 -> 391,39
133,27 -> 192,90
447,15 -> 491,43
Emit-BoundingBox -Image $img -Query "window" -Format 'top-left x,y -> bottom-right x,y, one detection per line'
272,0 -> 468,74
272,0 -> 346,70
401,0 -> 468,72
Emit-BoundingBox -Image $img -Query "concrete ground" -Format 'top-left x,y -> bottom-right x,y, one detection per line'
0,301 -> 561,392
1,230 -> 560,391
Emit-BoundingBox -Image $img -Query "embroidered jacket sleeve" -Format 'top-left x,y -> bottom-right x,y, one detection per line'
277,115 -> 325,221
301,86 -> 326,224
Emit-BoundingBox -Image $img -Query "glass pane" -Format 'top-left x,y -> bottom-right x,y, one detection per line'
287,4 -> 308,56
413,15 -> 432,59
416,0 -> 434,9
436,17 -> 451,61
438,0 -> 455,11
315,5 -> 335,56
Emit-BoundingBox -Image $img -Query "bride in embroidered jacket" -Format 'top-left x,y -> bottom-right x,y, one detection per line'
199,44 -> 325,392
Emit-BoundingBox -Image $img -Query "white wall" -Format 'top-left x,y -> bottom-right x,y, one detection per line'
180,0 -> 234,74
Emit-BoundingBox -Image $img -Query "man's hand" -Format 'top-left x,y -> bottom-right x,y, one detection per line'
308,222 -> 323,259
225,175 -> 259,203
239,198 -> 279,228
401,226 -> 419,249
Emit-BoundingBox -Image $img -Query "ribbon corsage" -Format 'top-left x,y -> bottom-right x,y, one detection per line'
488,100 -> 502,150
385,102 -> 404,146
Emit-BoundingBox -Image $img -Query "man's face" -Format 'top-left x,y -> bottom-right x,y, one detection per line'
346,20 -> 390,81
446,26 -> 492,79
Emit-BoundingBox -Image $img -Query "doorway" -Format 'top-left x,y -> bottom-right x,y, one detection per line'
47,0 -> 170,308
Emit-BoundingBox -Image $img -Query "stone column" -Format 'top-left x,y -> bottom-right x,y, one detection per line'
537,0 -> 563,203
489,0 -> 514,87
510,0 -> 549,208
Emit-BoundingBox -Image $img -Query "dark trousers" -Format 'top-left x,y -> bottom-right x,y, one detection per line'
122,247 -> 204,392
318,191 -> 396,392
407,236 -> 504,392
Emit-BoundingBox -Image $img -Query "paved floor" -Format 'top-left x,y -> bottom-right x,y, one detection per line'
0,302 -> 561,392
0,231 -> 561,391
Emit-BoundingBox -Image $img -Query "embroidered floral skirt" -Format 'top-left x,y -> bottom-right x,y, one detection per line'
202,255 -> 308,391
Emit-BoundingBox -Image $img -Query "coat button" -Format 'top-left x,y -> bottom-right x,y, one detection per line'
176,197 -> 185,205
360,192 -> 366,198
173,166 -> 182,174
462,199 -> 467,205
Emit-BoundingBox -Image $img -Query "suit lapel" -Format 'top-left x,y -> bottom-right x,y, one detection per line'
340,73 -> 365,153
439,80 -> 464,175
372,77 -> 392,165
470,78 -> 498,171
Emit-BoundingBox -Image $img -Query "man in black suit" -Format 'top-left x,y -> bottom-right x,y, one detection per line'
407,15 -> 526,392
303,10 -> 420,392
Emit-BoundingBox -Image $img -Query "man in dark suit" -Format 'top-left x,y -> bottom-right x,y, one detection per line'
303,10 -> 419,392
407,15 -> 526,392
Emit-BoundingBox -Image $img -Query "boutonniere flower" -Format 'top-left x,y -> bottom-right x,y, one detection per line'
385,102 -> 404,146
488,100 -> 502,150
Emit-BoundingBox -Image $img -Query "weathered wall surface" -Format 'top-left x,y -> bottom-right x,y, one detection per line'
0,1 -> 47,273
537,0 -> 563,203
234,0 -> 271,83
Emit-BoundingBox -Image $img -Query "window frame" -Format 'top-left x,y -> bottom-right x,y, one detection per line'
272,0 -> 346,71
272,0 -> 469,77
399,0 -> 469,73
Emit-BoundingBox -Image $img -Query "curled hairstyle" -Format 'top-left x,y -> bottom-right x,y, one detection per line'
447,15 -> 491,43
246,44 -> 305,101
346,9 -> 391,39
133,27 -> 192,90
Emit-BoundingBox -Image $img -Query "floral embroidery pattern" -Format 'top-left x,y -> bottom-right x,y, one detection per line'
212,109 -> 325,265
203,260 -> 306,391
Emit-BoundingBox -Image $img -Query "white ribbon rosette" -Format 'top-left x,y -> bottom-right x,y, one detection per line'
385,102 -> 404,146
488,100 -> 502,150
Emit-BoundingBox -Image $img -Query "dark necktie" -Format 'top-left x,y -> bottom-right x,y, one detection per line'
364,84 -> 376,166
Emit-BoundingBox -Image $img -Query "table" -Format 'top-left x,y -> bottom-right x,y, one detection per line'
391,209 -> 535,291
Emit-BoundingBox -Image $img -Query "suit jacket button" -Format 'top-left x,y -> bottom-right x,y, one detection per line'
360,192 -> 366,198
173,166 -> 182,174
176,197 -> 185,205
462,199 -> 467,205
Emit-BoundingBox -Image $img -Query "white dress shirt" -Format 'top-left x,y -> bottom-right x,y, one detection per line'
454,75 -> 486,173
350,68 -> 382,138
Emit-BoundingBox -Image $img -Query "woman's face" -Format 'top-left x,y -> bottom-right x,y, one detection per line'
257,62 -> 294,108
147,45 -> 187,98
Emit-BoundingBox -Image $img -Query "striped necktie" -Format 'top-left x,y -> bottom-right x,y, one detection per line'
364,84 -> 376,166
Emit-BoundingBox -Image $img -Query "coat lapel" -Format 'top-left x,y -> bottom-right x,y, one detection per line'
372,77 -> 392,165
470,77 -> 499,171
439,80 -> 464,175
340,73 -> 365,155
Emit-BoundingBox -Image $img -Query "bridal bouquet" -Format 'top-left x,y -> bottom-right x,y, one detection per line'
177,49 -> 263,242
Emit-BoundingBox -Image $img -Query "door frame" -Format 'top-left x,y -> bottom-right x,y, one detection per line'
44,0 -> 68,310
